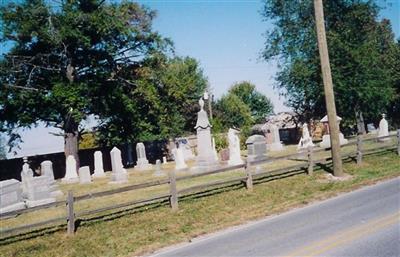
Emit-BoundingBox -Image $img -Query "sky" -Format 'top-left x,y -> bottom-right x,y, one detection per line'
1,0 -> 399,158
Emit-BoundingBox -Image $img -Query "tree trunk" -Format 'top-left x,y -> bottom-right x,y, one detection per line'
65,131 -> 80,170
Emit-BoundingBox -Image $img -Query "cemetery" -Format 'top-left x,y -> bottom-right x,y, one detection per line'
0,102 -> 399,240
0,0 -> 399,256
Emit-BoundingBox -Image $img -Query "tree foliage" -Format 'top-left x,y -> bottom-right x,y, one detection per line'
0,0 -> 170,159
261,0 -> 398,130
96,56 -> 208,145
213,81 -> 273,131
228,81 -> 274,123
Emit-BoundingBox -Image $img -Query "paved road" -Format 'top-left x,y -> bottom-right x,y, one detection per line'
150,177 -> 400,257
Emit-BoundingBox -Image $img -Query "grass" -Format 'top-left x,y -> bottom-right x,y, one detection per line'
0,146 -> 398,257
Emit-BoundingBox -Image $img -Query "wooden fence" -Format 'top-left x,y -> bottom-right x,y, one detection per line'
1,130 -> 399,239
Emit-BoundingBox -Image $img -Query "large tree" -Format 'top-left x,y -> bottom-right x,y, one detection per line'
0,0 -> 169,164
228,81 -> 274,123
261,0 -> 398,131
96,55 -> 208,145
213,81 -> 273,131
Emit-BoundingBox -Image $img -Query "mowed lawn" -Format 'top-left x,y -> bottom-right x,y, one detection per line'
0,148 -> 399,257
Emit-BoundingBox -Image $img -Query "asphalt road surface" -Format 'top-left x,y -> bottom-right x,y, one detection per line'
150,177 -> 400,257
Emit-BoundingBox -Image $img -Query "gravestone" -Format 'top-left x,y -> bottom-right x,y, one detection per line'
93,151 -> 105,178
219,148 -> 230,162
173,147 -> 188,170
194,98 -> 218,170
62,155 -> 79,183
153,159 -> 163,177
135,143 -> 152,171
297,123 -> 315,150
25,176 -> 56,207
367,123 -> 378,134
178,140 -> 195,161
41,161 -> 55,181
41,160 -> 62,197
22,156 -> 30,173
21,165 -> 34,199
0,179 -> 25,214
319,115 -> 348,148
228,128 -> 243,165
110,147 -> 128,183
162,156 -> 167,164
79,166 -> 92,184
267,124 -> 283,151
378,114 -> 390,142
246,135 -> 267,162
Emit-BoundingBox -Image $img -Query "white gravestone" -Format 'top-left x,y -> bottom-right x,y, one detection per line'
153,159 -> 163,177
194,98 -> 218,170
22,156 -> 30,173
21,166 -> 33,199
135,143 -> 152,171
79,166 -> 92,184
41,160 -> 62,198
319,115 -> 348,148
378,114 -> 390,142
246,135 -> 267,162
162,156 -> 167,164
297,123 -> 315,150
93,151 -> 105,178
25,176 -> 56,207
62,155 -> 79,183
41,161 -> 55,181
0,179 -> 26,214
173,147 -> 188,170
268,124 -> 284,151
367,123 -> 378,135
228,128 -> 243,165
110,147 -> 128,183
179,141 -> 195,161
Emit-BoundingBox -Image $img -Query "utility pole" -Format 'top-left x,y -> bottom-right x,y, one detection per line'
313,0 -> 343,177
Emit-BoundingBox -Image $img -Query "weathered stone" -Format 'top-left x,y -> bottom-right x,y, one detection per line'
135,143 -> 152,171
319,115 -> 348,148
41,160 -> 62,198
110,147 -> 128,184
0,179 -> 25,214
79,166 -> 92,184
194,98 -> 218,170
367,123 -> 377,134
41,161 -> 55,181
246,135 -> 267,162
153,159 -> 163,177
93,151 -> 105,178
228,128 -> 243,165
378,114 -> 390,142
297,123 -> 315,150
219,148 -> 230,162
173,147 -> 188,170
62,155 -> 79,183
25,176 -> 55,207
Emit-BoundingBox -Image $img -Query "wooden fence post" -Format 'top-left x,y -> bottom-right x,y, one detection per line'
245,160 -> 253,191
66,190 -> 75,235
357,135 -> 363,165
168,169 -> 178,211
397,129 -> 400,156
307,147 -> 314,175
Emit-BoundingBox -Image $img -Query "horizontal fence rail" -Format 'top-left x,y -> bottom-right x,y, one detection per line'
1,131 -> 399,239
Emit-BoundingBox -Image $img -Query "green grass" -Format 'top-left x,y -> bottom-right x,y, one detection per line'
0,148 -> 399,257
